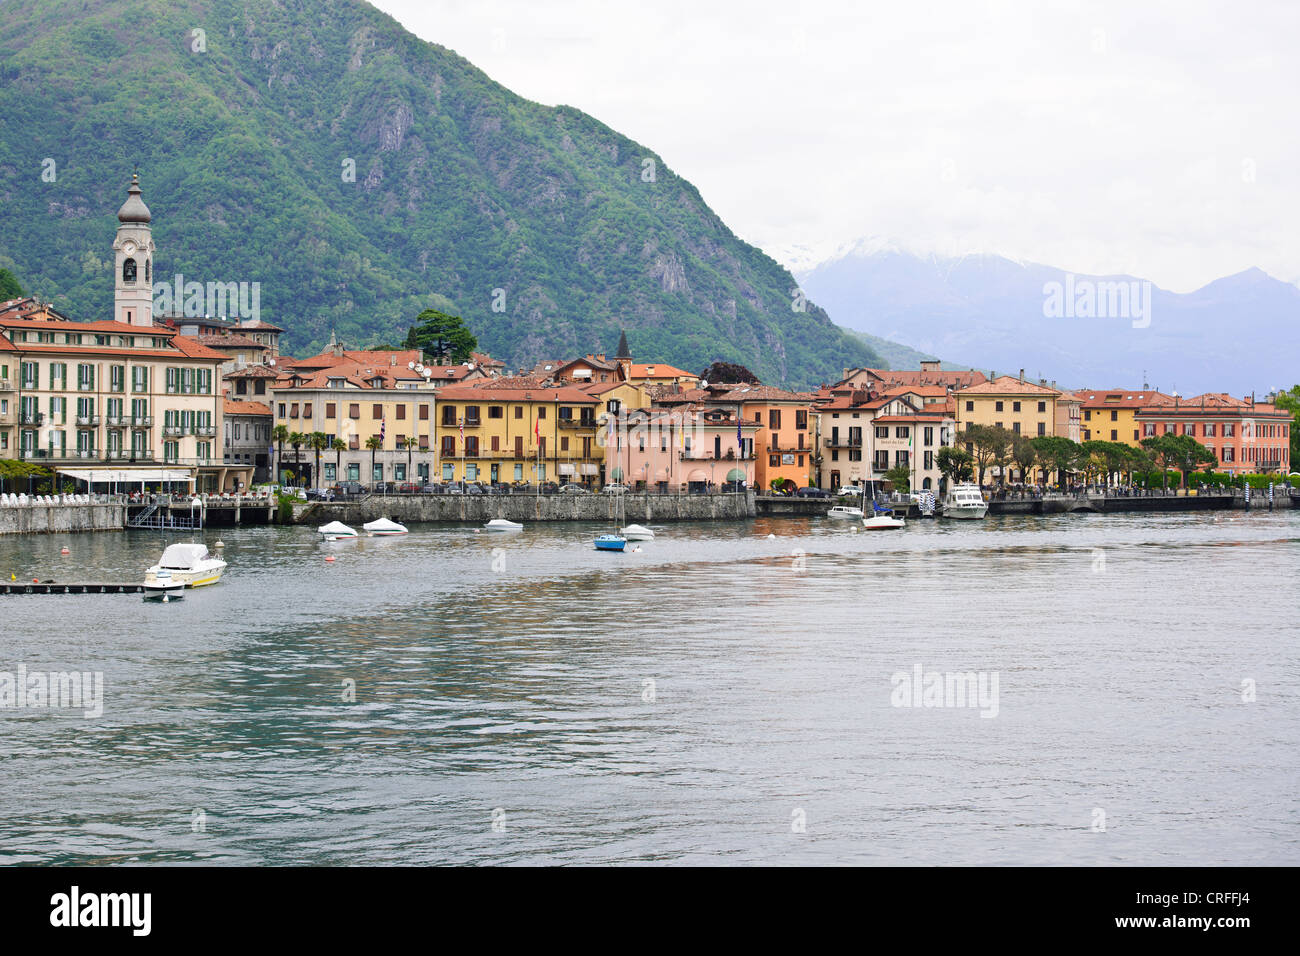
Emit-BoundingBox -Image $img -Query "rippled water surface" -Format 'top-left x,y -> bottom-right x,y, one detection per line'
1,509 -> 1297,865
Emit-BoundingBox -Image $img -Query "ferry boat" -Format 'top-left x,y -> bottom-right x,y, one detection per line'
144,543 -> 226,588
942,483 -> 988,520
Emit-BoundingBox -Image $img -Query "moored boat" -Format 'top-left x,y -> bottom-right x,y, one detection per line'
485,518 -> 523,532
619,524 -> 654,540
827,505 -> 864,520
317,520 -> 358,540
862,501 -> 906,529
363,517 -> 408,536
594,533 -> 627,552
942,483 -> 988,519
144,543 -> 227,587
141,568 -> 185,602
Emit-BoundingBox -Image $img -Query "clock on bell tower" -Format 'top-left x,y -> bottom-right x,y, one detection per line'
113,173 -> 155,328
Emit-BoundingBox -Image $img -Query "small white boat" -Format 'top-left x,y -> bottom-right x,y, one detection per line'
862,505 -> 906,530
142,568 -> 184,602
318,520 -> 358,541
942,483 -> 988,519
826,505 -> 864,520
363,517 -> 408,536
619,524 -> 655,540
485,518 -> 523,532
145,543 -> 227,587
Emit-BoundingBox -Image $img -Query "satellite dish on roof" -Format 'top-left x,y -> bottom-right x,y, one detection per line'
268,358 -> 276,366
408,361 -> 415,369
423,369 -> 432,379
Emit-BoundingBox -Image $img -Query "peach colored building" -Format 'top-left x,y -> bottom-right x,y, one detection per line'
714,385 -> 814,491
1136,393 -> 1290,475
604,405 -> 757,492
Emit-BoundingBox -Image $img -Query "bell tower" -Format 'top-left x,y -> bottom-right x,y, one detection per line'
113,173 -> 155,327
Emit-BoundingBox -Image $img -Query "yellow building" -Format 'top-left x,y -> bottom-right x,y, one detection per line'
271,357 -> 438,486
434,381 -> 602,486
954,373 -> 1062,484
1079,388 -> 1172,445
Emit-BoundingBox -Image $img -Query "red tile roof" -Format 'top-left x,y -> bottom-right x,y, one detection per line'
223,400 -> 272,416
714,385 -> 809,403
956,375 -> 1061,396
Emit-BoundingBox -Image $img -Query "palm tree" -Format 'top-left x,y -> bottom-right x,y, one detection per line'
365,435 -> 383,487
308,431 -> 330,488
272,424 -> 289,484
288,431 -> 305,486
402,436 -> 418,484
331,437 -> 346,484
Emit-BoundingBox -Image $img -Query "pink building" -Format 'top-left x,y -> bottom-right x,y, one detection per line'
605,405 -> 758,492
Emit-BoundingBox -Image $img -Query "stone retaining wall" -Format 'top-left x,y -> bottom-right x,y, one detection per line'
0,503 -> 126,535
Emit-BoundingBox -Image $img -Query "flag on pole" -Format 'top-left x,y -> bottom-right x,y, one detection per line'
737,417 -> 743,455
379,417 -> 386,443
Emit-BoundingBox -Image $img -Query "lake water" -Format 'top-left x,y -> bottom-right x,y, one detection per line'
1,510 -> 1296,865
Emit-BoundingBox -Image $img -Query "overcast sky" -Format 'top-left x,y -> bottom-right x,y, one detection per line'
373,0 -> 1299,291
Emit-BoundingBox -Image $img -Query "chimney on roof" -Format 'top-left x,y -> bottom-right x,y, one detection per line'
920,360 -> 940,372
1019,368 -> 1025,383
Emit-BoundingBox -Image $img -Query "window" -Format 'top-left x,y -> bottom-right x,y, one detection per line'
965,401 -> 974,412
489,405 -> 503,419
1085,410 -> 1093,421
995,401 -> 1004,412
373,464 -> 383,482
561,436 -> 570,452
895,427 -> 909,439
924,426 -> 933,445
465,406 -> 481,426
1223,447 -> 1234,462
303,403 -> 312,418
537,406 -> 546,419
442,406 -> 457,426
1012,422 -> 1021,435
236,379 -> 248,395
349,404 -> 360,420
394,463 -> 406,481
796,410 -> 807,429
290,403 -> 299,418
1012,401 -> 1021,413
769,409 -> 781,429
1110,410 -> 1118,421
924,450 -> 933,469
278,403 -> 287,418
372,404 -> 382,419
1110,429 -> 1117,440
441,436 -> 455,457
77,364 -> 95,391
396,405 -> 406,420
324,463 -> 336,482
769,454 -> 779,467
875,426 -> 888,439
419,404 -> 430,421
1223,423 -> 1234,437
1204,423 -> 1216,437
514,406 -> 523,419
896,450 -> 909,467
326,403 -> 336,418
1038,423 -> 1046,437
1037,402 -> 1046,413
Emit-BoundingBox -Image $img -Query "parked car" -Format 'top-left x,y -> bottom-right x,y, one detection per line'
796,486 -> 831,498
463,483 -> 486,495
540,482 -> 559,495
305,487 -> 335,501
602,483 -> 629,495
445,484 -> 463,495
559,483 -> 590,495
837,485 -> 864,497
371,481 -> 395,494
395,482 -> 419,494
420,483 -> 443,495
333,481 -> 365,498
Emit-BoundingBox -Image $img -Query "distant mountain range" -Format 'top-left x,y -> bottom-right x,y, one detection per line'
0,0 -> 887,388
797,245 -> 1300,395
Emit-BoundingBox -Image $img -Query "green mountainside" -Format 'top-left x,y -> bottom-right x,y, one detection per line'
0,0 -> 881,386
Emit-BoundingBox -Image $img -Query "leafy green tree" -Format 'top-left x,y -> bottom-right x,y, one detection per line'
936,446 -> 974,484
1011,437 -> 1038,485
1272,385 -> 1300,468
884,464 -> 911,493
0,268 -> 23,300
1030,436 -> 1080,489
401,436 -> 419,481
700,361 -> 759,385
961,424 -> 1014,487
404,310 -> 478,365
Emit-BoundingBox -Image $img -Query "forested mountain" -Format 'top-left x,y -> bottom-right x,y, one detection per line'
0,0 -> 880,387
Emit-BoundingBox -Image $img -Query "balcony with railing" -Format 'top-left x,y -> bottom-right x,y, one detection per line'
163,425 -> 184,437
75,415 -> 101,427
106,416 -> 127,428
822,437 -> 863,449
680,450 -> 757,461
558,417 -> 599,429
19,411 -> 44,425
197,424 -> 216,437
131,416 -> 154,428
0,379 -> 14,391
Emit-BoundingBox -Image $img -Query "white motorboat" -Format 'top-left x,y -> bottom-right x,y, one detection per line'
141,568 -> 185,602
862,501 -> 906,529
317,520 -> 358,540
619,524 -> 655,540
485,518 -> 523,532
145,543 -> 227,588
363,517 -> 408,536
942,483 -> 988,519
826,505 -> 864,520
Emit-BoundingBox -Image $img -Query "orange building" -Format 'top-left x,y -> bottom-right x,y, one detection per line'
716,385 -> 813,491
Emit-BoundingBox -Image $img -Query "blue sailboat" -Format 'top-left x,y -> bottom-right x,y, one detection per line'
594,533 -> 627,552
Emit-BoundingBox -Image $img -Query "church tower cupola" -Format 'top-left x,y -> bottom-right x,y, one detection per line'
113,173 -> 156,327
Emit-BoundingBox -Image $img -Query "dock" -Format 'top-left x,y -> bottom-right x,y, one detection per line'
1,581 -> 146,595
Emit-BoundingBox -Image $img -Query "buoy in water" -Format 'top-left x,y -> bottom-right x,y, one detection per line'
60,547 -> 70,554
325,555 -> 336,563
766,533 -> 776,540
